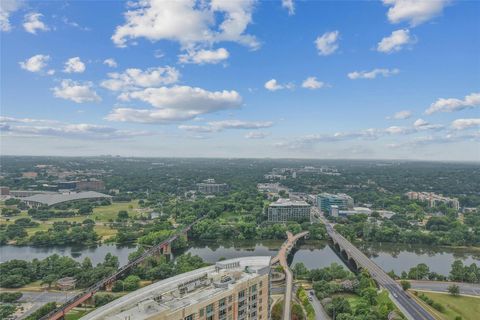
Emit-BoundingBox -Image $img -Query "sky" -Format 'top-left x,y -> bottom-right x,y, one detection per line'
1,0 -> 479,161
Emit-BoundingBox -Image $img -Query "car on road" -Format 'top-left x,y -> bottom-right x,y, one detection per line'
309,296 -> 313,301
393,293 -> 398,298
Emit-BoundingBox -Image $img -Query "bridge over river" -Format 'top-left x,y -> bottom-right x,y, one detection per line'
313,206 -> 435,320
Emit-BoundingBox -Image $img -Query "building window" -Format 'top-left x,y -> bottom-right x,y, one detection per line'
250,284 -> 257,293
228,295 -> 233,303
199,308 -> 204,317
185,315 -> 194,320
219,298 -> 226,307
206,304 -> 214,315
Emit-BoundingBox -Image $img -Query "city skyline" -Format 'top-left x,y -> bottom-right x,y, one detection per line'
1,0 -> 479,161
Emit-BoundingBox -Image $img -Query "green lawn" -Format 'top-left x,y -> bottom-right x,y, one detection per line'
413,291 -> 480,320
65,308 -> 94,320
2,201 -> 139,241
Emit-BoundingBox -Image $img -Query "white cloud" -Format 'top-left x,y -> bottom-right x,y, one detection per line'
112,0 -> 258,50
245,131 -> 269,139
425,92 -> 480,115
107,85 -> 242,123
23,12 -> 49,34
64,57 -> 86,73
52,79 -> 101,103
103,58 -> 118,68
413,118 -> 443,130
315,31 -> 339,56
348,68 -> 399,80
383,0 -> 450,26
19,54 -> 50,73
451,118 -> 480,130
377,29 -> 414,53
264,79 -> 294,91
179,120 -> 273,133
101,66 -> 180,91
387,110 -> 412,120
179,48 -> 229,64
0,0 -> 22,31
301,77 -> 326,90
282,0 -> 295,15
0,116 -> 148,140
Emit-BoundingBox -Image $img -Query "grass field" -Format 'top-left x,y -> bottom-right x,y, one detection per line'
412,291 -> 480,320
1,201 -> 140,240
65,308 -> 94,320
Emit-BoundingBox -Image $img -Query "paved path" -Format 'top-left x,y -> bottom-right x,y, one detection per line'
314,207 -> 435,320
272,231 -> 309,320
310,291 -> 330,320
406,280 -> 480,296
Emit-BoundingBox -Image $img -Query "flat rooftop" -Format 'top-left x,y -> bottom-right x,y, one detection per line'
81,256 -> 271,320
269,198 -> 310,207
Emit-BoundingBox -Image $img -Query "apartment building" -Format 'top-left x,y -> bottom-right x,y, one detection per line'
317,193 -> 354,214
82,257 -> 271,320
406,191 -> 460,211
267,198 -> 311,222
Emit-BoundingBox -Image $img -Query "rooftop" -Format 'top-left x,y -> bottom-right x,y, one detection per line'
81,256 -> 271,320
22,191 -> 112,206
270,198 -> 310,207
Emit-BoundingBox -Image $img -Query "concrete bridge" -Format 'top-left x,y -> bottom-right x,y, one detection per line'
313,207 -> 435,320
271,231 -> 309,320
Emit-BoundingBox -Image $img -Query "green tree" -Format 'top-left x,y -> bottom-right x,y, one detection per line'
448,284 -> 460,296
400,280 -> 411,291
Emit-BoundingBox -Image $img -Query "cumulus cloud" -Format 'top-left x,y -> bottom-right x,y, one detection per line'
63,57 -> 86,73
425,92 -> 480,115
377,29 -> 414,53
19,54 -> 50,73
315,31 -> 339,56
348,68 -> 399,80
451,118 -> 480,130
301,77 -> 326,90
23,12 -> 49,34
0,116 -> 147,140
179,120 -> 273,133
178,48 -> 229,64
282,0 -> 295,15
245,131 -> 269,139
111,0 -> 258,50
107,85 -> 242,123
0,0 -> 22,31
264,79 -> 294,91
383,0 -> 450,26
103,58 -> 118,68
387,110 -> 412,120
52,79 -> 102,103
101,66 -> 180,91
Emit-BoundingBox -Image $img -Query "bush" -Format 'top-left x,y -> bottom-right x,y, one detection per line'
0,292 -> 23,303
25,302 -> 57,320
94,294 -> 116,307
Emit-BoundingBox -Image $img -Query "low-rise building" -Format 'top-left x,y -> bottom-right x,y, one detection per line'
267,198 -> 311,222
197,179 -> 228,194
22,191 -> 112,207
82,256 -> 271,320
406,192 -> 460,211
317,193 -> 354,214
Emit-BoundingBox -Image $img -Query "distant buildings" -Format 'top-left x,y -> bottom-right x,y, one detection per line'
317,193 -> 354,215
57,179 -> 105,191
331,206 -> 372,218
267,198 -> 311,222
82,256 -> 271,320
197,179 -> 228,194
406,192 -> 460,211
257,183 -> 288,194
22,172 -> 38,179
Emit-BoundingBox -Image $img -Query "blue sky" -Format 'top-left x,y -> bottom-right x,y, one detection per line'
1,0 -> 479,160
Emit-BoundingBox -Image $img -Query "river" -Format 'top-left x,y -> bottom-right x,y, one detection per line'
1,241 -> 479,276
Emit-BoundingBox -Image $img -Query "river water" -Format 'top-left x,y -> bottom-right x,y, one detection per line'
1,241 -> 479,276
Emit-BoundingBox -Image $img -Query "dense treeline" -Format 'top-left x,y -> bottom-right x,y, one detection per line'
334,213 -> 480,246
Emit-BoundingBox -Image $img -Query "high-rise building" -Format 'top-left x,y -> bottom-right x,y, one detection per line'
317,193 -> 354,214
82,257 -> 271,320
267,199 -> 311,222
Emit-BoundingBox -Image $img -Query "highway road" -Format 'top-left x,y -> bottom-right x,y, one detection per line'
309,290 -> 330,320
314,207 -> 435,320
406,280 -> 480,296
